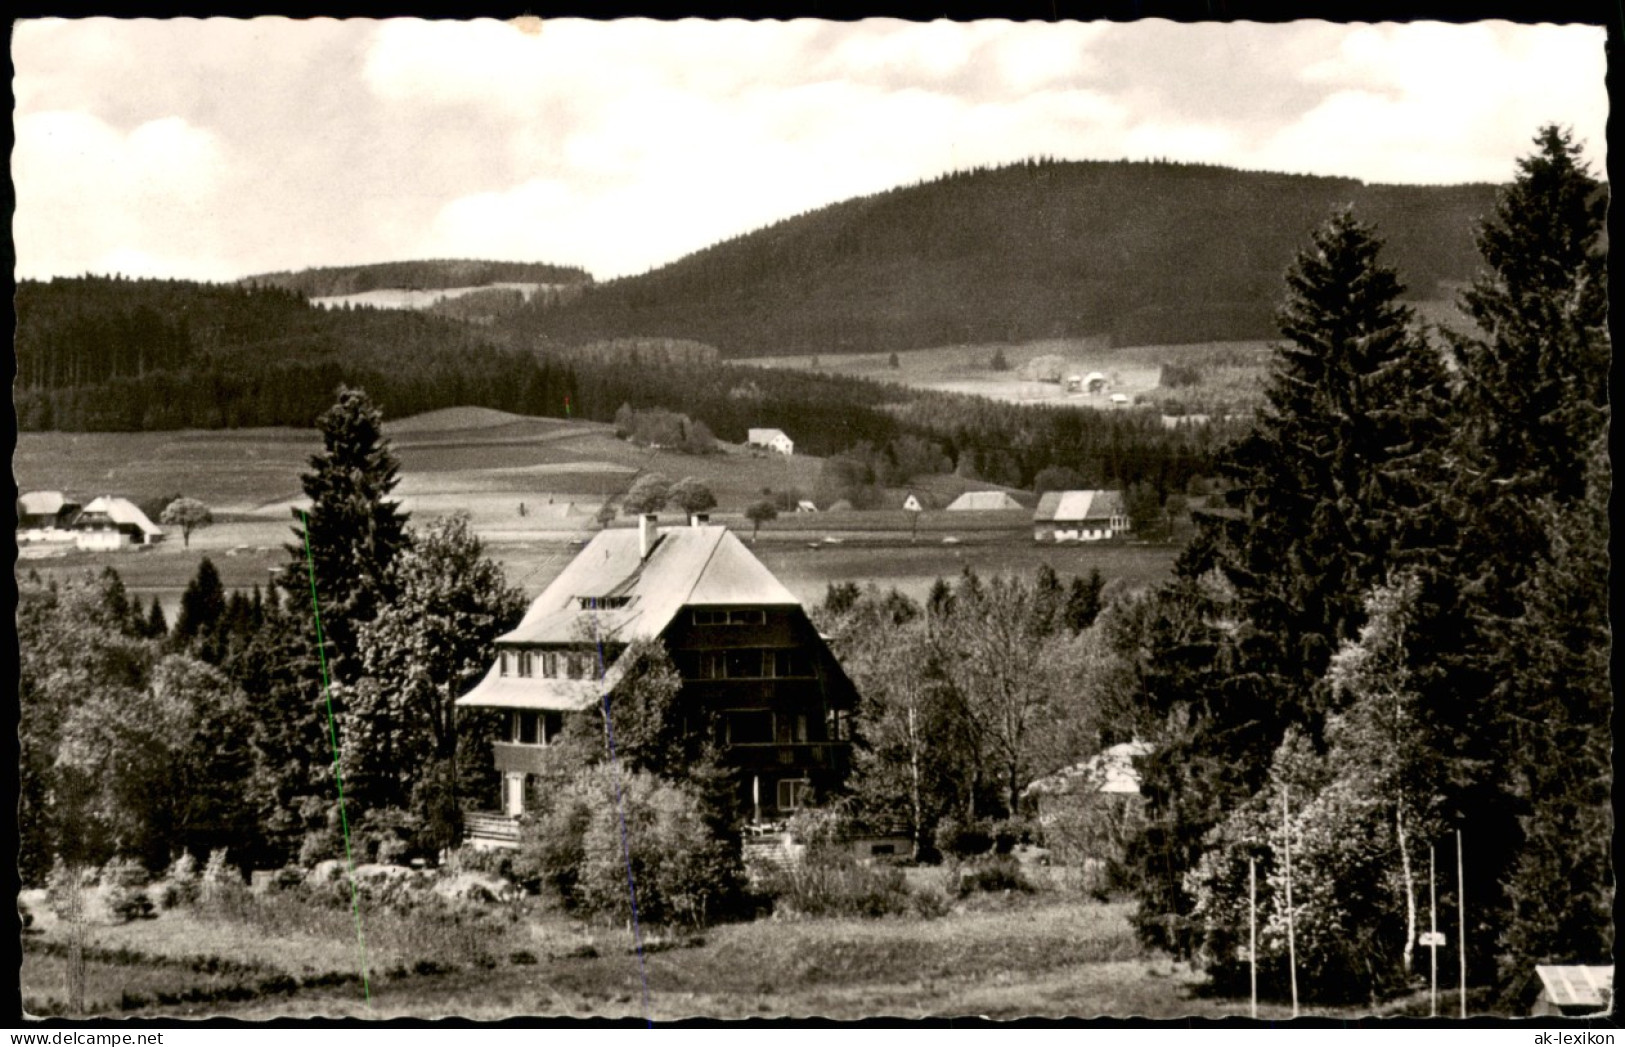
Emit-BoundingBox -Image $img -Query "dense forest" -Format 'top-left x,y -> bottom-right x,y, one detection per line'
13,277 -> 581,431
14,275 -> 1221,493
497,158 -> 1498,356
237,259 -> 592,298
812,127 -> 1609,1008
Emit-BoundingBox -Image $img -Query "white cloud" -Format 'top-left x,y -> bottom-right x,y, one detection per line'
1264,22 -> 1606,182
13,111 -> 231,279
12,19 -> 1611,282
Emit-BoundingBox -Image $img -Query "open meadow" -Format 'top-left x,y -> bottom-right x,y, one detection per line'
17,407 -> 1177,620
20,877 -> 1293,1020
734,337 -> 1282,416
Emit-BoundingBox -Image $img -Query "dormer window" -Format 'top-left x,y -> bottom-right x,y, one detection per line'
579,595 -> 632,610
499,651 -> 511,677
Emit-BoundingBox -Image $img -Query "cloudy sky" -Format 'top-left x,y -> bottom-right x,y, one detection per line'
12,18 -> 1607,283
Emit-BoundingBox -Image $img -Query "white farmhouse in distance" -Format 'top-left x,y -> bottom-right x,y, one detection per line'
73,496 -> 164,551
747,428 -> 794,455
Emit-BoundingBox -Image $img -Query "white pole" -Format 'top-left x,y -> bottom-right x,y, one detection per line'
1429,843 -> 1439,1018
1250,855 -> 1258,1020
752,775 -> 761,825
1283,787 -> 1298,1018
1457,829 -> 1467,1019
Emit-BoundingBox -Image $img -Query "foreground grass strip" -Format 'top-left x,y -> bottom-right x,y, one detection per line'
301,510 -> 373,1006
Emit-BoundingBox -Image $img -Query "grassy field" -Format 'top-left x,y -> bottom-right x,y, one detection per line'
19,407 -> 1168,620
20,885 -> 1294,1020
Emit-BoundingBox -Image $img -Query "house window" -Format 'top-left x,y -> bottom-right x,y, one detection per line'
725,649 -> 761,679
775,713 -> 810,745
692,608 -> 768,626
517,651 -> 534,677
542,651 -> 559,677
727,711 -> 774,745
777,779 -> 810,811
499,651 -> 511,676
515,711 -> 540,745
769,649 -> 812,678
579,596 -> 631,610
544,711 -> 563,743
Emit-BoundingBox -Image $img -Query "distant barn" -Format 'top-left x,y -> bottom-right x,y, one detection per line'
945,491 -> 1023,511
17,491 -> 82,539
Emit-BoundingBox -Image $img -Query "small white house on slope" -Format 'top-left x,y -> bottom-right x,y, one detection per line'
747,428 -> 794,456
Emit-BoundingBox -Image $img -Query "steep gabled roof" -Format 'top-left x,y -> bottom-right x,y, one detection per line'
458,524 -> 801,712
1034,489 -> 1127,523
747,427 -> 790,443
77,496 -> 163,537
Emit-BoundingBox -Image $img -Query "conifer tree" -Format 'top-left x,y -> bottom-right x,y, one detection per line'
175,557 -> 227,661
282,386 -> 410,683
1223,207 -> 1446,719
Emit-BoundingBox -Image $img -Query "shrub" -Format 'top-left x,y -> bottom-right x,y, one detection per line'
765,809 -> 920,919
576,767 -> 746,927
158,851 -> 202,907
106,884 -> 155,923
954,855 -> 1036,897
518,766 -> 746,928
509,950 -> 538,966
933,816 -> 993,860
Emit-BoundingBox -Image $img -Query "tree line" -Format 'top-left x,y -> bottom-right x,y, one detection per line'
1104,127 -> 1608,1005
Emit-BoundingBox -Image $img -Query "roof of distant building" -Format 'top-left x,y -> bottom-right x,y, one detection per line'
1034,489 -> 1127,523
18,491 -> 76,516
1024,741 -> 1153,798
946,490 -> 1023,511
748,428 -> 790,442
77,496 -> 163,537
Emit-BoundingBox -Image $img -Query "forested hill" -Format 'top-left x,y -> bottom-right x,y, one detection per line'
239,259 -> 592,298
13,276 -> 579,431
498,159 -> 1499,356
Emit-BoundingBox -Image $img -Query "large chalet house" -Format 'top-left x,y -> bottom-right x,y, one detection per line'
457,514 -> 856,847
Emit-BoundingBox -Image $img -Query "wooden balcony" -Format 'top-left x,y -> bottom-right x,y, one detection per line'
464,811 -> 520,850
492,741 -> 552,776
725,741 -> 850,774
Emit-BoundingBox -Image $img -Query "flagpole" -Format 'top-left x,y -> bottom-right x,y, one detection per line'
1429,843 -> 1439,1018
1283,787 -> 1298,1018
1250,855 -> 1258,1020
1457,829 -> 1467,1019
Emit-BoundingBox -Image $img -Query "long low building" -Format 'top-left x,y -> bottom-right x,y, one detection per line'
1033,489 -> 1130,542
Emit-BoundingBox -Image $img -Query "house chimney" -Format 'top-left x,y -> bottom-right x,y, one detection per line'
689,512 -> 710,527
639,513 -> 659,560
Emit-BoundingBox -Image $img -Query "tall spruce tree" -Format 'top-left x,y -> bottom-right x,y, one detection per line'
282,386 -> 410,683
1224,207 -> 1447,721
1402,126 -> 1611,984
1125,209 -> 1448,958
